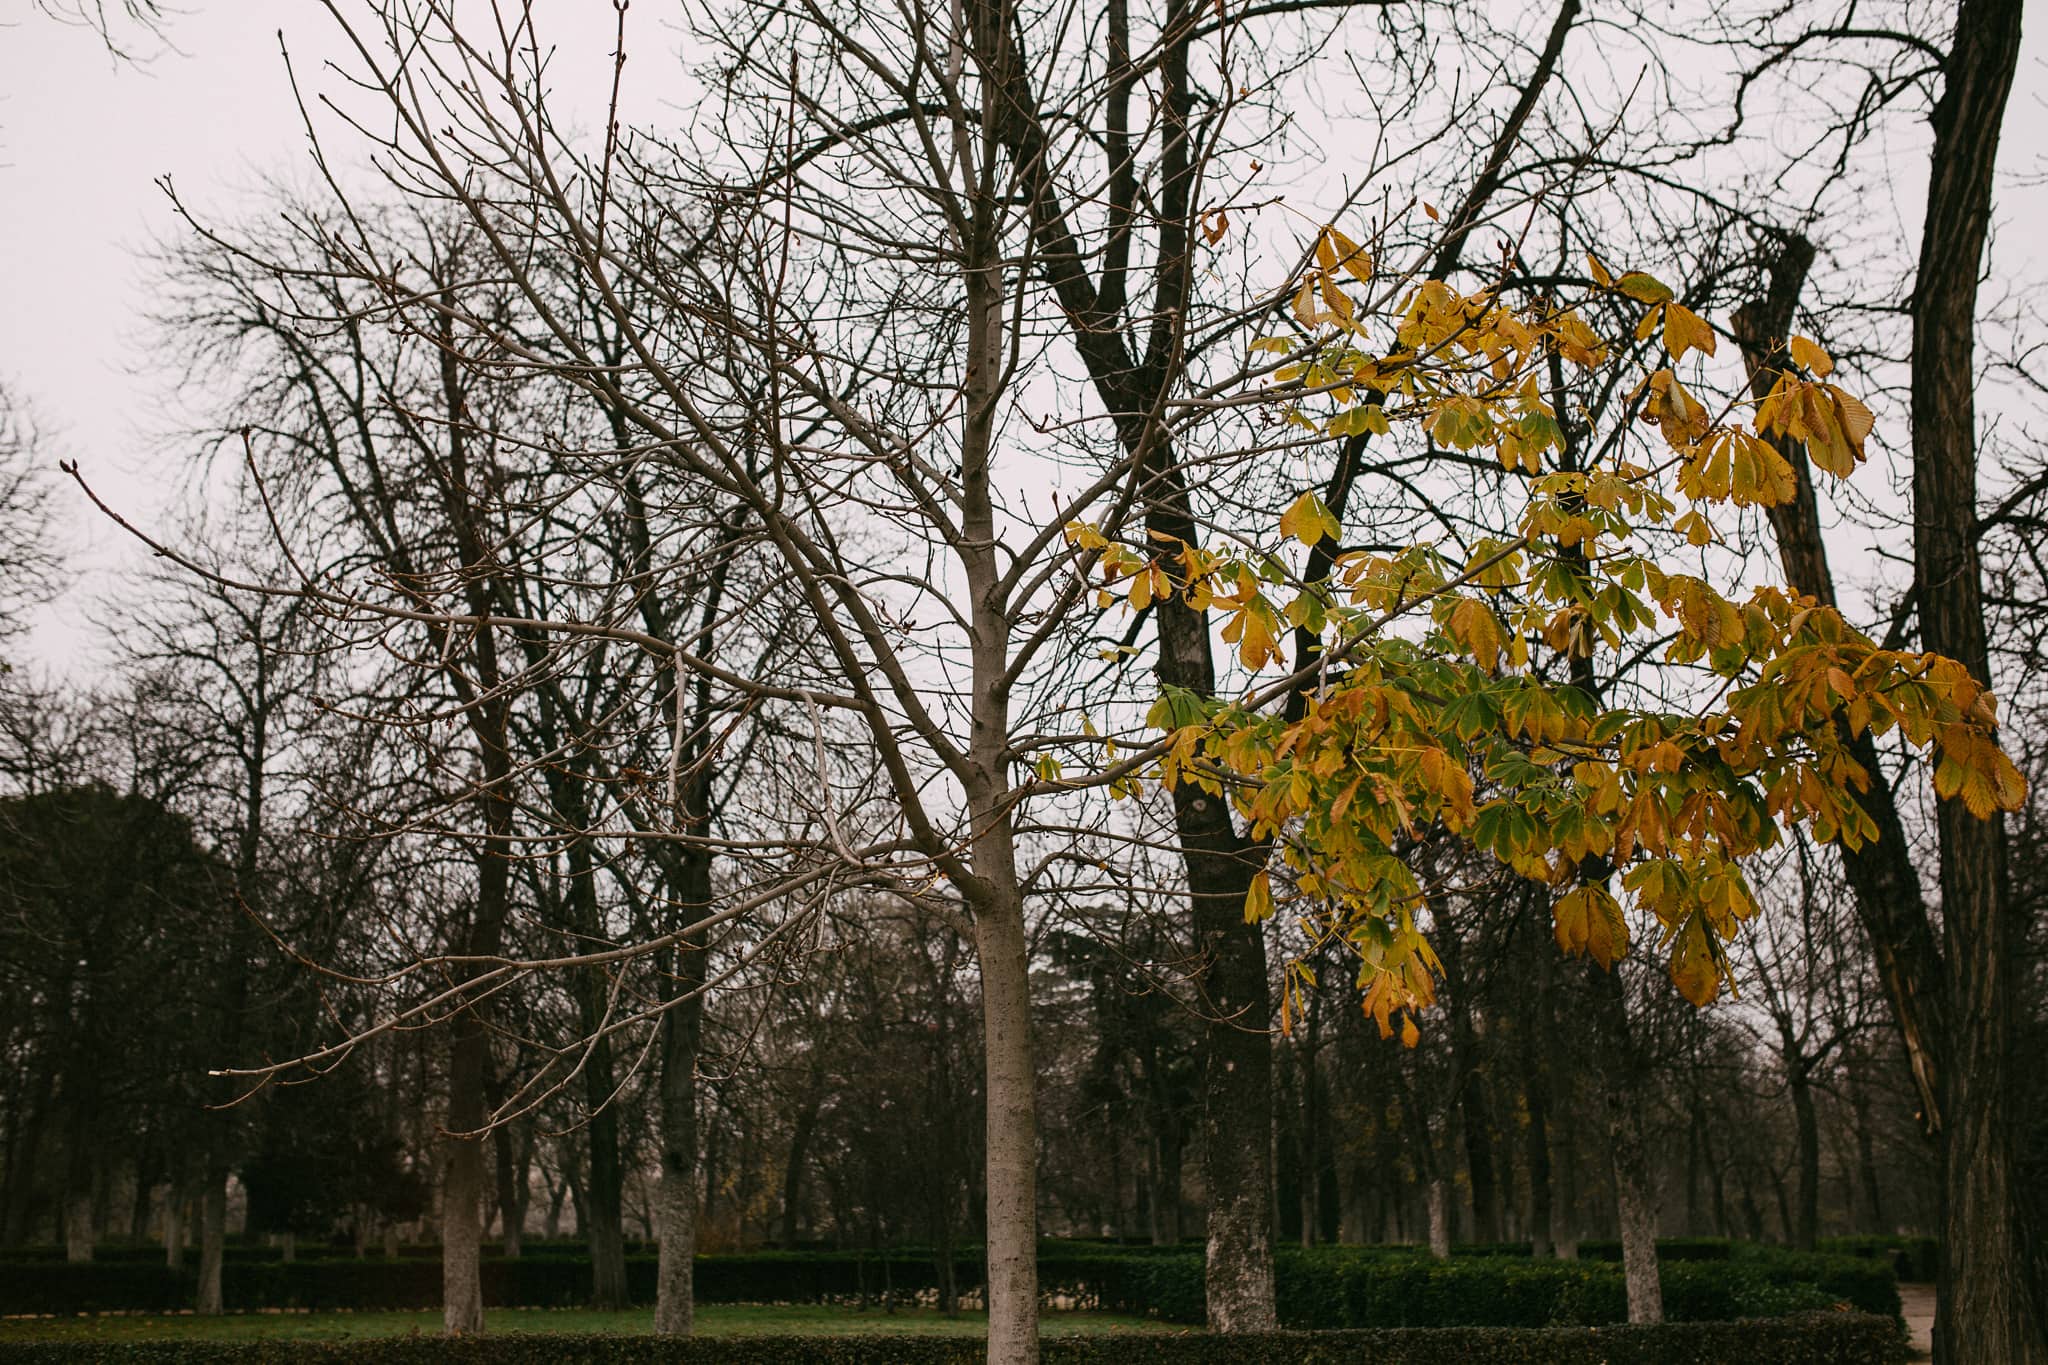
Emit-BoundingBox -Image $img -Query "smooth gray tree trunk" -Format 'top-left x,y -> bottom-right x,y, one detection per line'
976,896 -> 1040,1365
1426,1179 -> 1452,1259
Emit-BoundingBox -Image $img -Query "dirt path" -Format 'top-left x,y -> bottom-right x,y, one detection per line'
1901,1282 -> 1934,1359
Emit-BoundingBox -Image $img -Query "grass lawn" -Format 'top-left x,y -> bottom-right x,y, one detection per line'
0,1305 -> 1176,1344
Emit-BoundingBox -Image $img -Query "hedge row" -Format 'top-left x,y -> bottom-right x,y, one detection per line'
0,1315 -> 1903,1365
1073,1248 -> 1898,1327
0,1253 -> 990,1316
0,1246 -> 1900,1326
1819,1236 -> 1940,1283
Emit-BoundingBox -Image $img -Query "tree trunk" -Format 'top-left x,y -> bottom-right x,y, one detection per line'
1769,1164 -> 1794,1244
779,1076 -> 822,1250
585,1100 -> 629,1310
1593,965 -> 1661,1323
1155,1116 -> 1184,1246
442,1017 -> 490,1335
62,1192 -> 92,1263
653,853 -> 709,1336
976,892 -> 1040,1365
1704,1125 -> 1732,1238
1789,1059 -> 1820,1251
1612,1118 -> 1663,1324
197,1165 -> 227,1315
1460,1069 -> 1502,1245
492,1119 -> 524,1258
164,1184 -> 185,1270
1522,922 -> 1556,1258
1908,0 -> 2043,1357
1426,1179 -> 1452,1259
1526,1077 -> 1554,1258
1551,1074 -> 1579,1260
1734,239 -> 1951,1135
1846,1065 -> 1889,1234
983,0 -> 1276,1314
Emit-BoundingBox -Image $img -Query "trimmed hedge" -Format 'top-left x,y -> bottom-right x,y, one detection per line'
0,1245 -> 1901,1327
1820,1236 -> 1939,1283
0,1315 -> 1902,1364
0,1243 -> 649,1266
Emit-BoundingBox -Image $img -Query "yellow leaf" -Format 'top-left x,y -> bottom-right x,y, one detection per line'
1128,565 -> 1154,611
1292,279 -> 1319,327
1662,303 -> 1717,363
1328,228 -> 1373,284
1279,490 -> 1339,546
1788,334 -> 1833,376
1553,884 -> 1629,968
1320,272 -> 1355,322
1587,252 -> 1614,288
1245,869 -> 1275,923
1639,368 -> 1709,448
1830,389 -> 1875,449
1668,913 -> 1723,1006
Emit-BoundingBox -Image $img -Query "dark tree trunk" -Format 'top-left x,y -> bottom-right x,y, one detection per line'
1459,1064 -> 1502,1245
1788,1056 -> 1820,1251
1734,242 -> 1950,1131
1703,1125 -> 1731,1239
495,1124 -> 527,1258
779,1073 -> 823,1250
1909,1 -> 2043,1357
1684,1107 -> 1705,1238
1846,1065 -> 1889,1234
584,1098 -> 629,1310
1769,1164 -> 1794,1245
164,1182 -> 186,1270
441,838 -> 510,1334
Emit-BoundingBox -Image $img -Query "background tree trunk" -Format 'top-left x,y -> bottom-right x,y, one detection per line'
196,1165 -> 226,1316
1593,966 -> 1662,1322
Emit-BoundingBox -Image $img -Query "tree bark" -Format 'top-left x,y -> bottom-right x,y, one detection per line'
1522,919 -> 1556,1258
62,1188 -> 92,1263
1788,1054 -> 1820,1251
1733,243 -> 1951,1129
1911,2 -> 2043,1356
1593,965 -> 1661,1323
196,1164 -> 226,1316
976,891 -> 1040,1365
976,0 -> 1276,1319
585,1099 -> 629,1310
1456,1034 -> 1502,1243
441,1018 -> 490,1335
1425,1179 -> 1452,1259
779,1070 -> 823,1250
1846,1064 -> 1889,1234
164,1183 -> 185,1271
491,1115 -> 525,1258
653,908 -> 706,1336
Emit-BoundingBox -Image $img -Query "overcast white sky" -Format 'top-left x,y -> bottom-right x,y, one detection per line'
1,2 -> 2043,681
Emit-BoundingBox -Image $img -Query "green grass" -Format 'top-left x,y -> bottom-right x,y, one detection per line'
0,1305 -> 1174,1344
